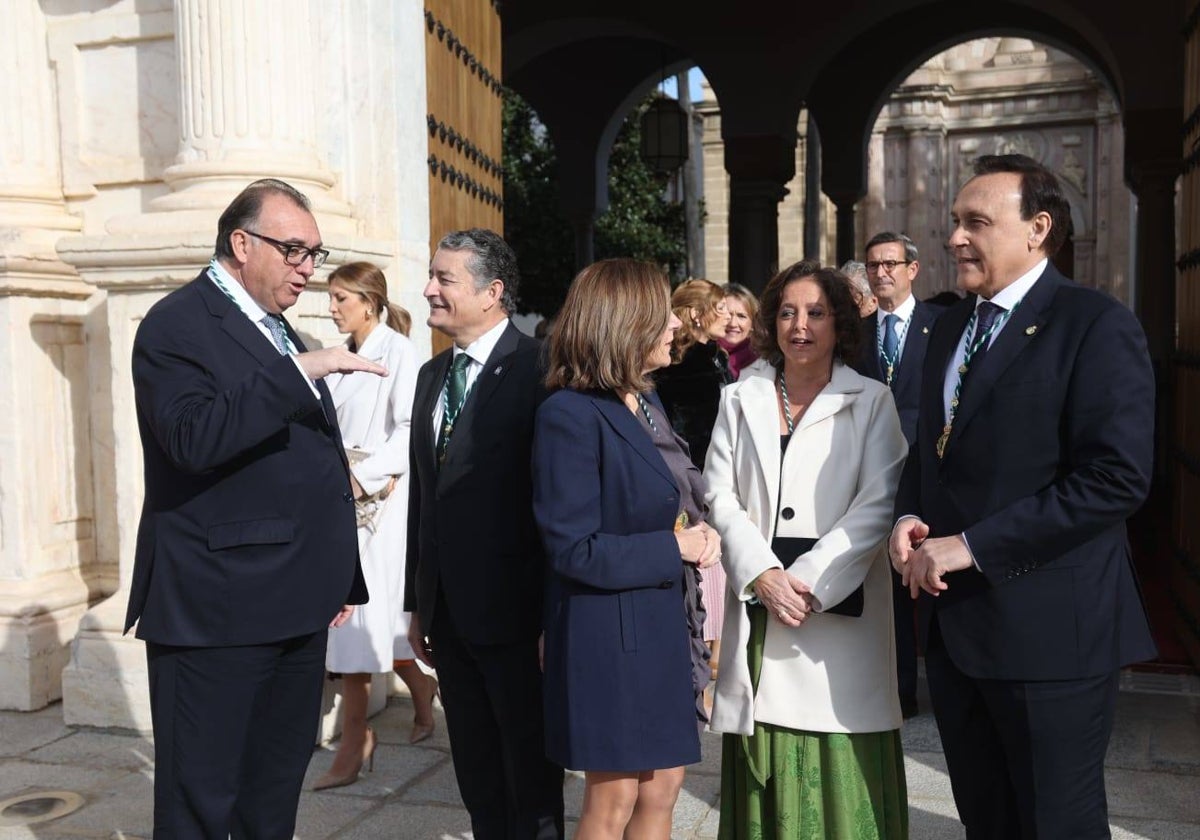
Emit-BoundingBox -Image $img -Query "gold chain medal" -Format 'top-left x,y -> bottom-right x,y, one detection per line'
936,424 -> 951,459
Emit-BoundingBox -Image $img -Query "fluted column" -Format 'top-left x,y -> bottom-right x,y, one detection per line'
0,0 -> 82,270
105,0 -> 353,235
58,0 -> 409,732
0,0 -> 96,713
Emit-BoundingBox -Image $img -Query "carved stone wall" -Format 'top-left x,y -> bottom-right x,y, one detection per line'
700,38 -> 1133,302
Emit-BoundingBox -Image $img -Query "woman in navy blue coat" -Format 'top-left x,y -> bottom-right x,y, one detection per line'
533,258 -> 722,839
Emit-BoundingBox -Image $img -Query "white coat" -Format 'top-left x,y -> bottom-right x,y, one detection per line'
325,323 -> 419,673
704,361 -> 907,735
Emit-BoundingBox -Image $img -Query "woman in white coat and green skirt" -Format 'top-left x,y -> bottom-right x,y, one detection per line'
704,261 -> 910,839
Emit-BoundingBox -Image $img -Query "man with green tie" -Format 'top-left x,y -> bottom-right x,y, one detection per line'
405,229 -> 564,839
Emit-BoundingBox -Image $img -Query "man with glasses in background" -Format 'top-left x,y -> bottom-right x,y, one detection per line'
852,231 -> 942,719
128,178 -> 386,837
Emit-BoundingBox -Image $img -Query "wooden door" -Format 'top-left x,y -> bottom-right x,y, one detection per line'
424,0 -> 505,355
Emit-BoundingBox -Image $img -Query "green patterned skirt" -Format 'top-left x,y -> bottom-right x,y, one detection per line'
718,605 -> 908,840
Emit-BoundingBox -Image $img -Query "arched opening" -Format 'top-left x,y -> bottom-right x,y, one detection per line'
856,36 -> 1135,306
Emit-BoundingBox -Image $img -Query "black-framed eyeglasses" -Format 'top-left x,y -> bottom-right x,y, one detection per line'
865,259 -> 911,274
242,230 -> 330,269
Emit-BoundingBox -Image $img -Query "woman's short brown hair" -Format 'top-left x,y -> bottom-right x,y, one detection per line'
752,260 -> 862,370
669,278 -> 726,362
545,258 -> 671,393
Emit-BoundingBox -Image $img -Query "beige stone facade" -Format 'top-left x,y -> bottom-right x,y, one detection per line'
699,37 -> 1133,302
1,0 -> 433,732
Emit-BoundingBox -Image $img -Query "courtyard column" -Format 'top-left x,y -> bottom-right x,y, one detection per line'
726,135 -> 794,292
0,0 -> 96,712
829,191 -> 863,267
58,0 -> 390,730
113,0 -> 354,237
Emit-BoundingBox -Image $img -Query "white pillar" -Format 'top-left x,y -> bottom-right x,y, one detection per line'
0,0 -> 98,713
105,0 -> 355,239
59,0 -> 413,732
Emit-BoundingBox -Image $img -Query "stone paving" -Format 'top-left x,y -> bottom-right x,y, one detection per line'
1,676 -> 1198,838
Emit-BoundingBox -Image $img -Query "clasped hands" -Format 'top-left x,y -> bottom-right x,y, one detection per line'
751,568 -> 814,627
675,522 -> 722,569
888,517 -> 973,599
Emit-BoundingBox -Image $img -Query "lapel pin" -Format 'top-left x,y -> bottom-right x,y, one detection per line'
1025,325 -> 1038,336
493,366 -> 503,375
922,327 -> 929,334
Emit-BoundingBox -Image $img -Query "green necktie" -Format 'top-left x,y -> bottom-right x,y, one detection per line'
437,352 -> 473,464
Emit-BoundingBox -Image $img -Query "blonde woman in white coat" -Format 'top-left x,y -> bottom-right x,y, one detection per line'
315,262 -> 437,790
703,261 -> 909,839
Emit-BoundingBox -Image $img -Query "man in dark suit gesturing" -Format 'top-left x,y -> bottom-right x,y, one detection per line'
891,155 -> 1156,839
853,231 -> 940,719
128,178 -> 384,837
406,229 -> 564,839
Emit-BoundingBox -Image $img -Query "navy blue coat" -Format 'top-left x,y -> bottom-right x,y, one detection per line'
533,388 -> 701,772
895,264 -> 1157,680
854,300 -> 942,446
127,272 -> 367,645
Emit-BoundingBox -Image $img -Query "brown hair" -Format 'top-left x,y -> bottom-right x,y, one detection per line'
753,260 -> 861,369
545,259 -> 671,394
327,261 -> 412,337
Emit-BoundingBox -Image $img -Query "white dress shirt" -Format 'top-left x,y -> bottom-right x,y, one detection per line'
207,259 -> 319,398
941,258 -> 1046,422
875,292 -> 917,361
431,317 -> 511,438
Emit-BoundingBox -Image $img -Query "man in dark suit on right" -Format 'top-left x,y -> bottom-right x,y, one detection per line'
405,228 -> 563,839
853,230 -> 940,718
891,154 -> 1156,839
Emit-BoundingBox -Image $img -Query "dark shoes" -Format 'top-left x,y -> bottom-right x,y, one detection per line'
900,694 -> 919,719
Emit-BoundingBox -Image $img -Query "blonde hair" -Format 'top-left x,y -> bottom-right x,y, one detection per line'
545,259 -> 671,394
669,278 -> 725,362
327,261 -> 412,337
722,282 -> 759,321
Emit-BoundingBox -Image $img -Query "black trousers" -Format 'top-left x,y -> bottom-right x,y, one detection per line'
925,615 -> 1119,840
146,631 -> 327,839
891,568 -> 919,702
430,594 -> 564,840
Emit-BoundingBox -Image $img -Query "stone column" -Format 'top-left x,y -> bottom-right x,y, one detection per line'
0,0 -> 82,263
862,131 -> 887,241
59,0 -> 396,731
829,193 -> 862,267
0,0 -> 98,713
726,135 -> 794,292
108,0 -> 354,239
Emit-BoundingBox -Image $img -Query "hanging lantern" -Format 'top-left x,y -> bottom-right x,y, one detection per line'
639,95 -> 689,174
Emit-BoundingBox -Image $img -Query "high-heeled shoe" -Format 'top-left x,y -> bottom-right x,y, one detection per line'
409,676 -> 440,744
312,726 -> 376,790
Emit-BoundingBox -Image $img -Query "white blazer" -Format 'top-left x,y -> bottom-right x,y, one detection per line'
704,361 -> 907,735
325,323 -> 420,672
